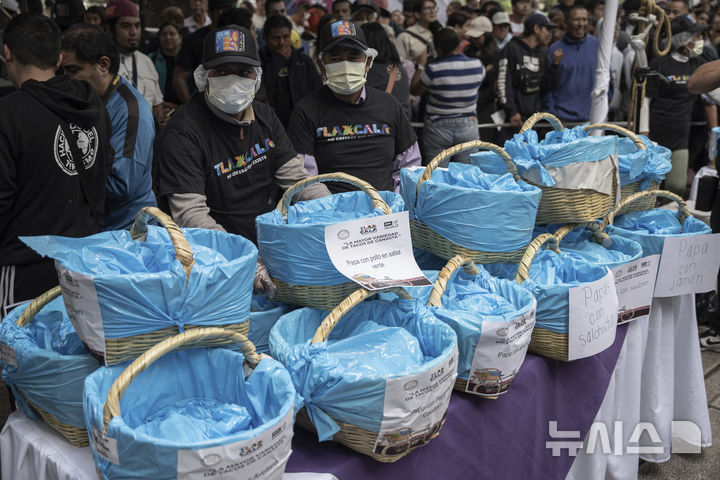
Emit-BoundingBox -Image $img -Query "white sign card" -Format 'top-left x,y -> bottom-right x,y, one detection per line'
177,407 -> 294,480
0,342 -> 17,367
373,347 -> 458,456
654,234 -> 720,297
324,211 -> 431,290
611,255 -> 660,325
568,270 -> 619,361
91,426 -> 120,465
465,299 -> 536,397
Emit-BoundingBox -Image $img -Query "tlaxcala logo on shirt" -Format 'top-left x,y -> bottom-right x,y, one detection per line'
213,138 -> 275,179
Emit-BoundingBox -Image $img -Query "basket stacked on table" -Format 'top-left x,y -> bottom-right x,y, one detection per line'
84,328 -> 297,479
400,141 -> 541,264
22,207 -> 257,365
547,222 -> 644,270
269,288 -> 458,462
256,173 -> 404,310
0,287 -> 99,446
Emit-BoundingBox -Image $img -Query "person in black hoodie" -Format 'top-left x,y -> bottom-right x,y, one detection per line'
0,13 -> 113,312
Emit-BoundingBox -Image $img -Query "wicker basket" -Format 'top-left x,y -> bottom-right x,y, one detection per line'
518,113 -> 625,224
410,140 -> 530,263
619,180 -> 659,214
93,207 -> 250,365
604,189 -> 688,229
269,173 -> 393,310
13,287 -> 92,446
294,287 -> 453,462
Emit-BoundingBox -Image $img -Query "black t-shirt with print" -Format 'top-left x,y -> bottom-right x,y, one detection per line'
157,96 -> 296,243
646,54 -> 706,151
287,86 -> 416,194
273,56 -> 293,127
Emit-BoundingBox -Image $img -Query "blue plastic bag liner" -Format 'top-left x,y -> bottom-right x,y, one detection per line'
21,227 -> 256,356
616,135 -> 671,189
84,348 -> 297,480
468,150 -> 509,175
0,297 -> 99,429
484,249 -> 609,334
502,126 -> 619,194
400,163 -> 541,252
606,209 -> 712,256
269,298 -> 457,443
248,295 -> 294,355
256,190 -> 404,286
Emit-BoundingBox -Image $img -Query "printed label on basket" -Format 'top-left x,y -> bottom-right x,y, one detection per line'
176,407 -> 294,479
612,255 -> 659,324
568,269 -> 618,361
465,299 -> 536,397
0,342 -> 18,367
91,426 -> 120,465
324,211 -> 431,290
653,234 -> 720,297
373,346 -> 458,456
56,263 -> 107,360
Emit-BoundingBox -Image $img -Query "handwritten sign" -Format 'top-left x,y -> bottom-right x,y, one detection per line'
612,255 -> 659,324
568,270 -> 618,361
324,211 -> 431,290
654,234 -> 720,297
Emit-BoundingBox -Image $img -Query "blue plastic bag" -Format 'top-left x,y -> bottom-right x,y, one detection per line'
616,136 -> 671,189
84,348 -> 298,479
400,163 -> 541,252
0,297 -> 99,430
269,298 -> 457,441
248,295 -> 294,355
21,227 -> 257,344
256,190 -> 404,286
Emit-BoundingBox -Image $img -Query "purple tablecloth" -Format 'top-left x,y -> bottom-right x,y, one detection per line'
285,323 -> 628,480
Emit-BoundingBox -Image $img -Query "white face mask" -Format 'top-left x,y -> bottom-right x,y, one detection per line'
322,60 -> 368,95
689,38 -> 704,57
206,74 -> 257,114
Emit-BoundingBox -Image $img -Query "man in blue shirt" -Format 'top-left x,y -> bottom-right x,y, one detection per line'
60,24 -> 156,230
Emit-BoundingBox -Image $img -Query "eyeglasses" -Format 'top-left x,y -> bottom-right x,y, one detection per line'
422,6 -> 439,13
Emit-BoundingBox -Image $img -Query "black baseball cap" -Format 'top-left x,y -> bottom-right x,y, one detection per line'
524,13 -> 557,32
318,20 -> 369,53
202,25 -> 260,69
351,0 -> 378,15
671,14 -> 707,34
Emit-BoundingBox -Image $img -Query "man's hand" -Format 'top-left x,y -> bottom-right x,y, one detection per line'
552,49 -> 563,66
155,101 -> 178,128
254,259 -> 276,298
510,113 -> 523,129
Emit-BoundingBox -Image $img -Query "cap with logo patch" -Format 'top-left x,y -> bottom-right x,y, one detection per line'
318,20 -> 369,53
202,25 -> 261,69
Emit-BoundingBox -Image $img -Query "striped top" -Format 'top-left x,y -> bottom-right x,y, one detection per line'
420,53 -> 485,119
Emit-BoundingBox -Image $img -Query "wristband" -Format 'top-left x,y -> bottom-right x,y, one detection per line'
417,65 -> 425,71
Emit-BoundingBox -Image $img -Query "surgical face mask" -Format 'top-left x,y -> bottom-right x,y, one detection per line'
322,60 -> 367,95
689,38 -> 704,57
206,74 -> 257,114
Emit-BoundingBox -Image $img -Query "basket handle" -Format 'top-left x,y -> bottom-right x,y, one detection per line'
129,207 -> 195,284
277,173 -> 391,222
15,286 -> 62,327
519,112 -> 564,133
583,123 -> 646,151
415,140 -> 518,204
427,255 -> 479,307
515,233 -> 561,285
603,190 -> 689,228
102,327 -> 261,434
311,287 -> 412,343
553,222 -> 612,246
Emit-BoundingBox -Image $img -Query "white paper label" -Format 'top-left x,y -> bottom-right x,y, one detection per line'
91,426 -> 120,465
568,270 -> 619,361
465,299 -> 536,397
324,211 -> 431,290
373,347 -> 458,456
612,255 -> 660,324
0,342 -> 18,367
177,407 -> 294,480
654,234 -> 720,297
56,263 -> 106,360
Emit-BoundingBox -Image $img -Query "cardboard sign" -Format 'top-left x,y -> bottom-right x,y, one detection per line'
324,211 -> 431,290
568,270 -> 618,361
612,255 -> 660,324
654,234 -> 720,297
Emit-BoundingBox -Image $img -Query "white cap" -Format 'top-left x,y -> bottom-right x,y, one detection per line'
1,0 -> 20,14
492,11 -> 511,25
466,16 -> 493,38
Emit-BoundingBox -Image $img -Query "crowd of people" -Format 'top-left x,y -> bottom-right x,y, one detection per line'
0,0 -> 718,343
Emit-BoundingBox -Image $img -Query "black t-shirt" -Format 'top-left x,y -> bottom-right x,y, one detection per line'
156,96 -> 296,243
287,86 -> 416,193
176,26 -> 210,95
273,56 -> 293,127
646,54 -> 706,151
161,52 -> 182,105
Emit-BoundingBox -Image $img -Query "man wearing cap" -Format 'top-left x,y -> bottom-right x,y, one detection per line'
497,13 -> 561,133
288,20 -> 420,194
395,0 -> 437,63
464,14 -> 498,141
491,10 -> 513,49
105,0 -> 164,113
156,25 -> 329,253
351,0 -> 378,24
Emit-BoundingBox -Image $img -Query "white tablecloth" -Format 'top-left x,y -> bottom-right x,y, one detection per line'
0,411 -> 338,480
